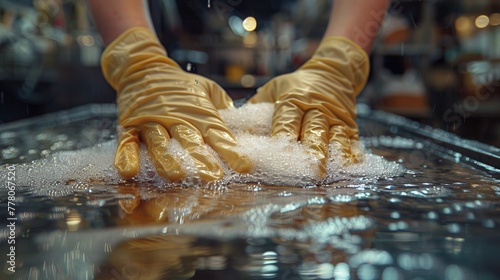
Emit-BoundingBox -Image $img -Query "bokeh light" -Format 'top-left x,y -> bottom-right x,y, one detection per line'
243,32 -> 257,47
474,15 -> 489,28
242,16 -> 257,32
490,13 -> 500,26
455,16 -> 472,35
240,74 -> 256,88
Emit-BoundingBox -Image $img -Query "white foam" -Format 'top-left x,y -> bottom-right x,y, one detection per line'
0,103 -> 405,190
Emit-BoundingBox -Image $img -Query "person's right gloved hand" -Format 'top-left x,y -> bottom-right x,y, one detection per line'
101,27 -> 252,181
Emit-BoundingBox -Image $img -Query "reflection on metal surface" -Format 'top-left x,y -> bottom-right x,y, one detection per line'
66,209 -> 82,231
0,104 -> 499,279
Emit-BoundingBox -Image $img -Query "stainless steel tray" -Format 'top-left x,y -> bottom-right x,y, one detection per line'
1,104 -> 499,280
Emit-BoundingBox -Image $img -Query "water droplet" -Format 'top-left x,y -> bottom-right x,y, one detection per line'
333,262 -> 350,279
418,253 -> 434,270
358,264 -> 377,280
381,267 -> 400,280
397,221 -> 408,230
447,223 -> 460,233
452,203 -> 462,212
389,198 -> 401,203
482,219 -> 495,228
464,202 -> 475,208
388,223 -> 398,231
445,264 -> 464,280
278,191 -> 292,197
317,263 -> 334,279
1,146 -> 19,159
397,253 -> 414,270
427,211 -> 438,220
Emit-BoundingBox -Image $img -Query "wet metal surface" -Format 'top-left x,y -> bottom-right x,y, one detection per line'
1,104 -> 499,280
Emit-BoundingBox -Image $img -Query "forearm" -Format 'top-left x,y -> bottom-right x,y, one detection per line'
87,0 -> 153,46
324,0 -> 390,53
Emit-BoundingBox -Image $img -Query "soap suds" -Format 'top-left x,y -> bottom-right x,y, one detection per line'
0,103 -> 405,189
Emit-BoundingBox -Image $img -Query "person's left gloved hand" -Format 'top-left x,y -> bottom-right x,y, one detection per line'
247,36 -> 369,177
101,27 -> 252,181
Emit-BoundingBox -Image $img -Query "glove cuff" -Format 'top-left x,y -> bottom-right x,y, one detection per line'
100,27 -> 179,91
309,36 -> 370,96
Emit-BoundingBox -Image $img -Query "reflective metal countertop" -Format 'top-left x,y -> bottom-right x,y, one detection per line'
0,104 -> 499,280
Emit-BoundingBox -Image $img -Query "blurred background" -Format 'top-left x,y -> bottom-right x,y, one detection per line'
0,0 -> 499,146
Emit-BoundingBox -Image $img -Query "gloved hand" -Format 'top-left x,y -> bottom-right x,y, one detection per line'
101,27 -> 252,181
248,36 -> 369,176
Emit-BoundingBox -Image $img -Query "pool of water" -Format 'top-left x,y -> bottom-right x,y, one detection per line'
0,104 -> 499,280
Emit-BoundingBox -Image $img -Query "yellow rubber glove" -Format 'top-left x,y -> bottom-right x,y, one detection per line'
248,36 -> 369,176
101,27 -> 252,181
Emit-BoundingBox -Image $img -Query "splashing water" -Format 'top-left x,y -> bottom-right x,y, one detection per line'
0,103 -> 404,189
